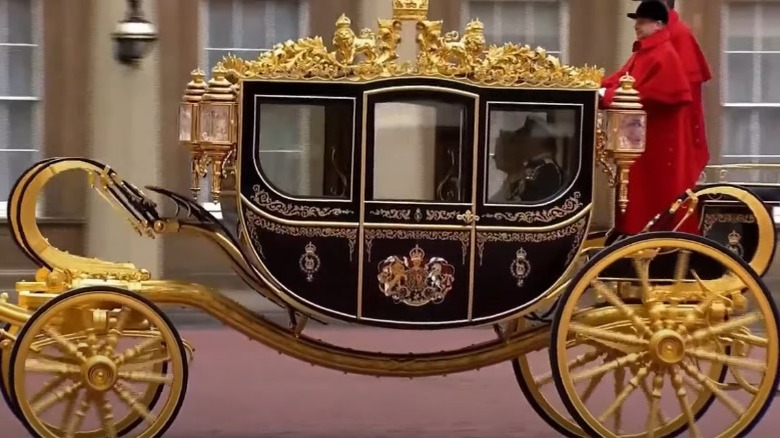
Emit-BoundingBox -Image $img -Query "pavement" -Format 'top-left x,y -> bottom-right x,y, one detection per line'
2,322 -> 780,437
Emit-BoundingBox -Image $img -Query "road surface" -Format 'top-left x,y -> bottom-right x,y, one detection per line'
2,317 -> 779,437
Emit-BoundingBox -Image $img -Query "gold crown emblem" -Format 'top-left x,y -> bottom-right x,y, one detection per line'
728,230 -> 741,245
305,241 -> 317,254
336,13 -> 352,28
409,245 -> 426,262
516,248 -> 527,259
392,0 -> 429,21
465,19 -> 484,33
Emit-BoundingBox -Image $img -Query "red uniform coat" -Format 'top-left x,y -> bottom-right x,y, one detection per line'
668,9 -> 712,183
601,29 -> 698,235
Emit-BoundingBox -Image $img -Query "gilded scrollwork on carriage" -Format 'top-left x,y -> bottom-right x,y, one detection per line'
377,245 -> 456,306
364,229 -> 470,264
701,212 -> 756,235
299,242 -> 322,282
244,211 -> 358,260
476,217 -> 587,266
426,210 -> 459,221
250,185 -> 354,219
370,208 -> 412,221
481,192 -> 584,223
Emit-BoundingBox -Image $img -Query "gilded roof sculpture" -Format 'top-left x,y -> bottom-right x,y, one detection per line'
216,0 -> 602,89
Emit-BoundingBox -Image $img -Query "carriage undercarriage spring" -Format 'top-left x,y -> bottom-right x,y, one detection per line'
2,1 -> 780,437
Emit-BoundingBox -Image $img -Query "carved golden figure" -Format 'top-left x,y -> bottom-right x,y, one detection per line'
1,1 -> 780,438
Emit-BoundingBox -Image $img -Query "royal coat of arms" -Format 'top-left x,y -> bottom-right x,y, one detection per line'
377,245 -> 455,306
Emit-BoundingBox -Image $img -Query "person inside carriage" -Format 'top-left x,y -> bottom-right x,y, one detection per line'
489,116 -> 565,204
599,0 -> 703,240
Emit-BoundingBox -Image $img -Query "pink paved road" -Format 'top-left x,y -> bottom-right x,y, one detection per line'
2,325 -> 779,437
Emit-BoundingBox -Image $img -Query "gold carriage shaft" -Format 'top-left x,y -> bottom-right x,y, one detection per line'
1,1 -> 780,438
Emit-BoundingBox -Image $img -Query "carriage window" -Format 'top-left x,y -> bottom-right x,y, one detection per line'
486,107 -> 578,204
372,100 -> 470,202
257,101 -> 353,199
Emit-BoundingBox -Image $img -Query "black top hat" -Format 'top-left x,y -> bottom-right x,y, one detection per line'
627,0 -> 669,24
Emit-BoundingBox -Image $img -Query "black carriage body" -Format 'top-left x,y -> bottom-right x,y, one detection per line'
236,77 -> 597,329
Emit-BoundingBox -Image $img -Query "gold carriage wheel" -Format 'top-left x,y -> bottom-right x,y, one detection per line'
550,232 -> 780,438
512,317 -> 727,438
8,287 -> 188,438
4,328 -> 169,437
1,322 -> 17,415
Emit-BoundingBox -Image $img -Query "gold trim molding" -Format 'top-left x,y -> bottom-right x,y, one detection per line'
476,217 -> 587,266
702,213 -> 756,235
364,229 -> 471,264
482,192 -> 584,223
250,185 -> 354,218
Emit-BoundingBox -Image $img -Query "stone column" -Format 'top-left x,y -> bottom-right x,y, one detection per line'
86,0 -> 162,277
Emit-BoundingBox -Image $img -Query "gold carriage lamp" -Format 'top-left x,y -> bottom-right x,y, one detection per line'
603,74 -> 647,214
179,68 -> 207,200
199,65 -> 239,203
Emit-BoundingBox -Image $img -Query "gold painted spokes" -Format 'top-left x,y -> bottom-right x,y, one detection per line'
513,313 -> 728,438
551,233 -> 780,438
9,287 -> 188,438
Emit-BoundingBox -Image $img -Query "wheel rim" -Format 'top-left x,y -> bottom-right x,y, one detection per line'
551,234 -> 779,438
9,288 -> 188,438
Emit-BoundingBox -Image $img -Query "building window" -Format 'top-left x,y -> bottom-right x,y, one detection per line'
722,2 -> 780,182
200,0 -> 309,218
0,0 -> 42,219
461,0 -> 569,60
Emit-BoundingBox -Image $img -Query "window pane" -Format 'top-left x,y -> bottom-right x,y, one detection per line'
760,54 -> 780,103
0,100 -> 36,150
269,0 -> 301,43
469,1 -> 498,43
372,100 -> 468,202
722,108 -> 756,159
207,0 -> 235,48
760,3 -> 780,51
726,3 -> 756,51
239,0 -> 268,48
6,45 -> 35,96
759,108 -> 780,158
498,2 -> 528,44
528,2 -> 561,52
487,107 -> 576,204
725,53 -> 755,103
7,0 -> 34,45
0,150 -> 37,203
256,101 -> 353,198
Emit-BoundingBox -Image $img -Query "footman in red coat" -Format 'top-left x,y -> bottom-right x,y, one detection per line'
638,0 -> 712,183
600,0 -> 699,235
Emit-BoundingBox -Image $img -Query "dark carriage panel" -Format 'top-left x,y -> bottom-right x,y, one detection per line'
360,229 -> 471,324
471,217 -> 589,320
241,209 -> 359,317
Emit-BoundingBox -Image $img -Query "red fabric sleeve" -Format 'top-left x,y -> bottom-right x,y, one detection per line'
602,53 -> 692,108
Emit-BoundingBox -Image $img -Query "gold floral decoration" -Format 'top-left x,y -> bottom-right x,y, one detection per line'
476,217 -> 587,265
701,213 -> 756,235
244,211 -> 358,261
482,192 -> 584,223
364,229 -> 471,264
249,185 -> 354,218
215,12 -> 602,89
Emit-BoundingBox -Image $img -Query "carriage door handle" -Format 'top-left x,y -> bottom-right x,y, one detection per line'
457,210 -> 480,225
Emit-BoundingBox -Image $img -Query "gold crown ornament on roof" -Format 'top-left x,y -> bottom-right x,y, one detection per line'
393,0 -> 429,21
214,0 -> 603,88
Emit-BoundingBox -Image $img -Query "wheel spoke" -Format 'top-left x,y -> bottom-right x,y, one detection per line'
571,352 -> 646,383
105,307 -> 132,355
670,250 -> 692,294
646,373 -> 664,438
25,358 -> 81,376
680,361 -> 746,417
569,322 -> 649,347
118,370 -> 173,385
114,381 -> 158,425
29,375 -> 69,405
114,336 -> 164,366
730,331 -> 768,348
536,349 -> 603,386
687,348 -> 767,372
669,367 -> 702,438
598,366 -> 649,423
63,391 -> 90,438
592,281 -> 653,337
613,365 -> 626,432
32,381 -> 83,416
42,327 -> 88,364
97,394 -> 118,438
121,353 -> 171,372
688,313 -> 763,343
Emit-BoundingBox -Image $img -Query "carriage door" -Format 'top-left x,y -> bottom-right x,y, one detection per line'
359,87 -> 479,325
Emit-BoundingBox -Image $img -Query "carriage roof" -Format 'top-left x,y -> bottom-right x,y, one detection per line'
206,0 -> 603,90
